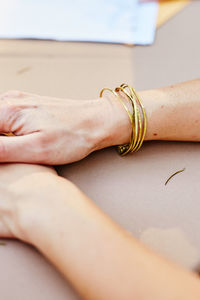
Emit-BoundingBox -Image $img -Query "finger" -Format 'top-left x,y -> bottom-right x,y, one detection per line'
0,133 -> 47,164
0,102 -> 37,133
0,90 -> 41,102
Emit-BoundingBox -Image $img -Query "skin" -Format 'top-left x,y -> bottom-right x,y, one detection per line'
0,163 -> 200,300
0,79 -> 200,299
0,79 -> 200,164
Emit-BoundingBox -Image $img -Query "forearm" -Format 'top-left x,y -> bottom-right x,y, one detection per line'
141,79 -> 200,141
98,79 -> 200,149
19,178 -> 200,300
0,79 -> 199,164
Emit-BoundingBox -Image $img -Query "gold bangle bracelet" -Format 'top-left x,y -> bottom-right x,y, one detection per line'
118,84 -> 147,153
0,132 -> 15,136
115,85 -> 139,153
100,87 -> 134,155
100,84 -> 147,156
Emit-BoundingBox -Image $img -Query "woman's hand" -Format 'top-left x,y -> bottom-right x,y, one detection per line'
0,162 -> 200,300
0,90 -> 128,164
0,163 -> 71,242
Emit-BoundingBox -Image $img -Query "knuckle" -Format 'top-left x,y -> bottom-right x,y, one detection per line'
8,90 -> 23,98
1,90 -> 23,100
6,103 -> 19,114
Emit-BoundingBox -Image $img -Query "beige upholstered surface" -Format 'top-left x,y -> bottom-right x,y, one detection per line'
0,2 -> 199,299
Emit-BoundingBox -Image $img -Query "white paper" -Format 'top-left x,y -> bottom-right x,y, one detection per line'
0,0 -> 158,45
134,1 -> 158,45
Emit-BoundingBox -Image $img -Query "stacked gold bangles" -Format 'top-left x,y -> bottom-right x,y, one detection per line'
100,84 -> 147,156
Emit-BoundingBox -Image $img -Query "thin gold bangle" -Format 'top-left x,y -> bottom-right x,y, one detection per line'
100,87 -> 134,155
115,86 -> 140,153
119,84 -> 146,152
100,84 -> 147,155
100,88 -> 132,121
129,85 -> 147,152
0,132 -> 15,136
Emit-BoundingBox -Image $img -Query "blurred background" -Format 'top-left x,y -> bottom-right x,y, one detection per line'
0,0 -> 197,99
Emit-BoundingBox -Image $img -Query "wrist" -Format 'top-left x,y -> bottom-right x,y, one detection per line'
91,94 -> 132,151
93,89 -> 156,151
98,88 -> 169,146
139,88 -> 170,141
15,173 -> 74,246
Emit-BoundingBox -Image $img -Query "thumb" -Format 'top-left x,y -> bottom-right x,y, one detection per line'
0,133 -> 44,163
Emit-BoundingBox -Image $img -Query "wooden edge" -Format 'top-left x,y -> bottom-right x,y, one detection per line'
157,0 -> 190,28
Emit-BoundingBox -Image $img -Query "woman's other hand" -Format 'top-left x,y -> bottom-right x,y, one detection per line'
0,163 -> 69,242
